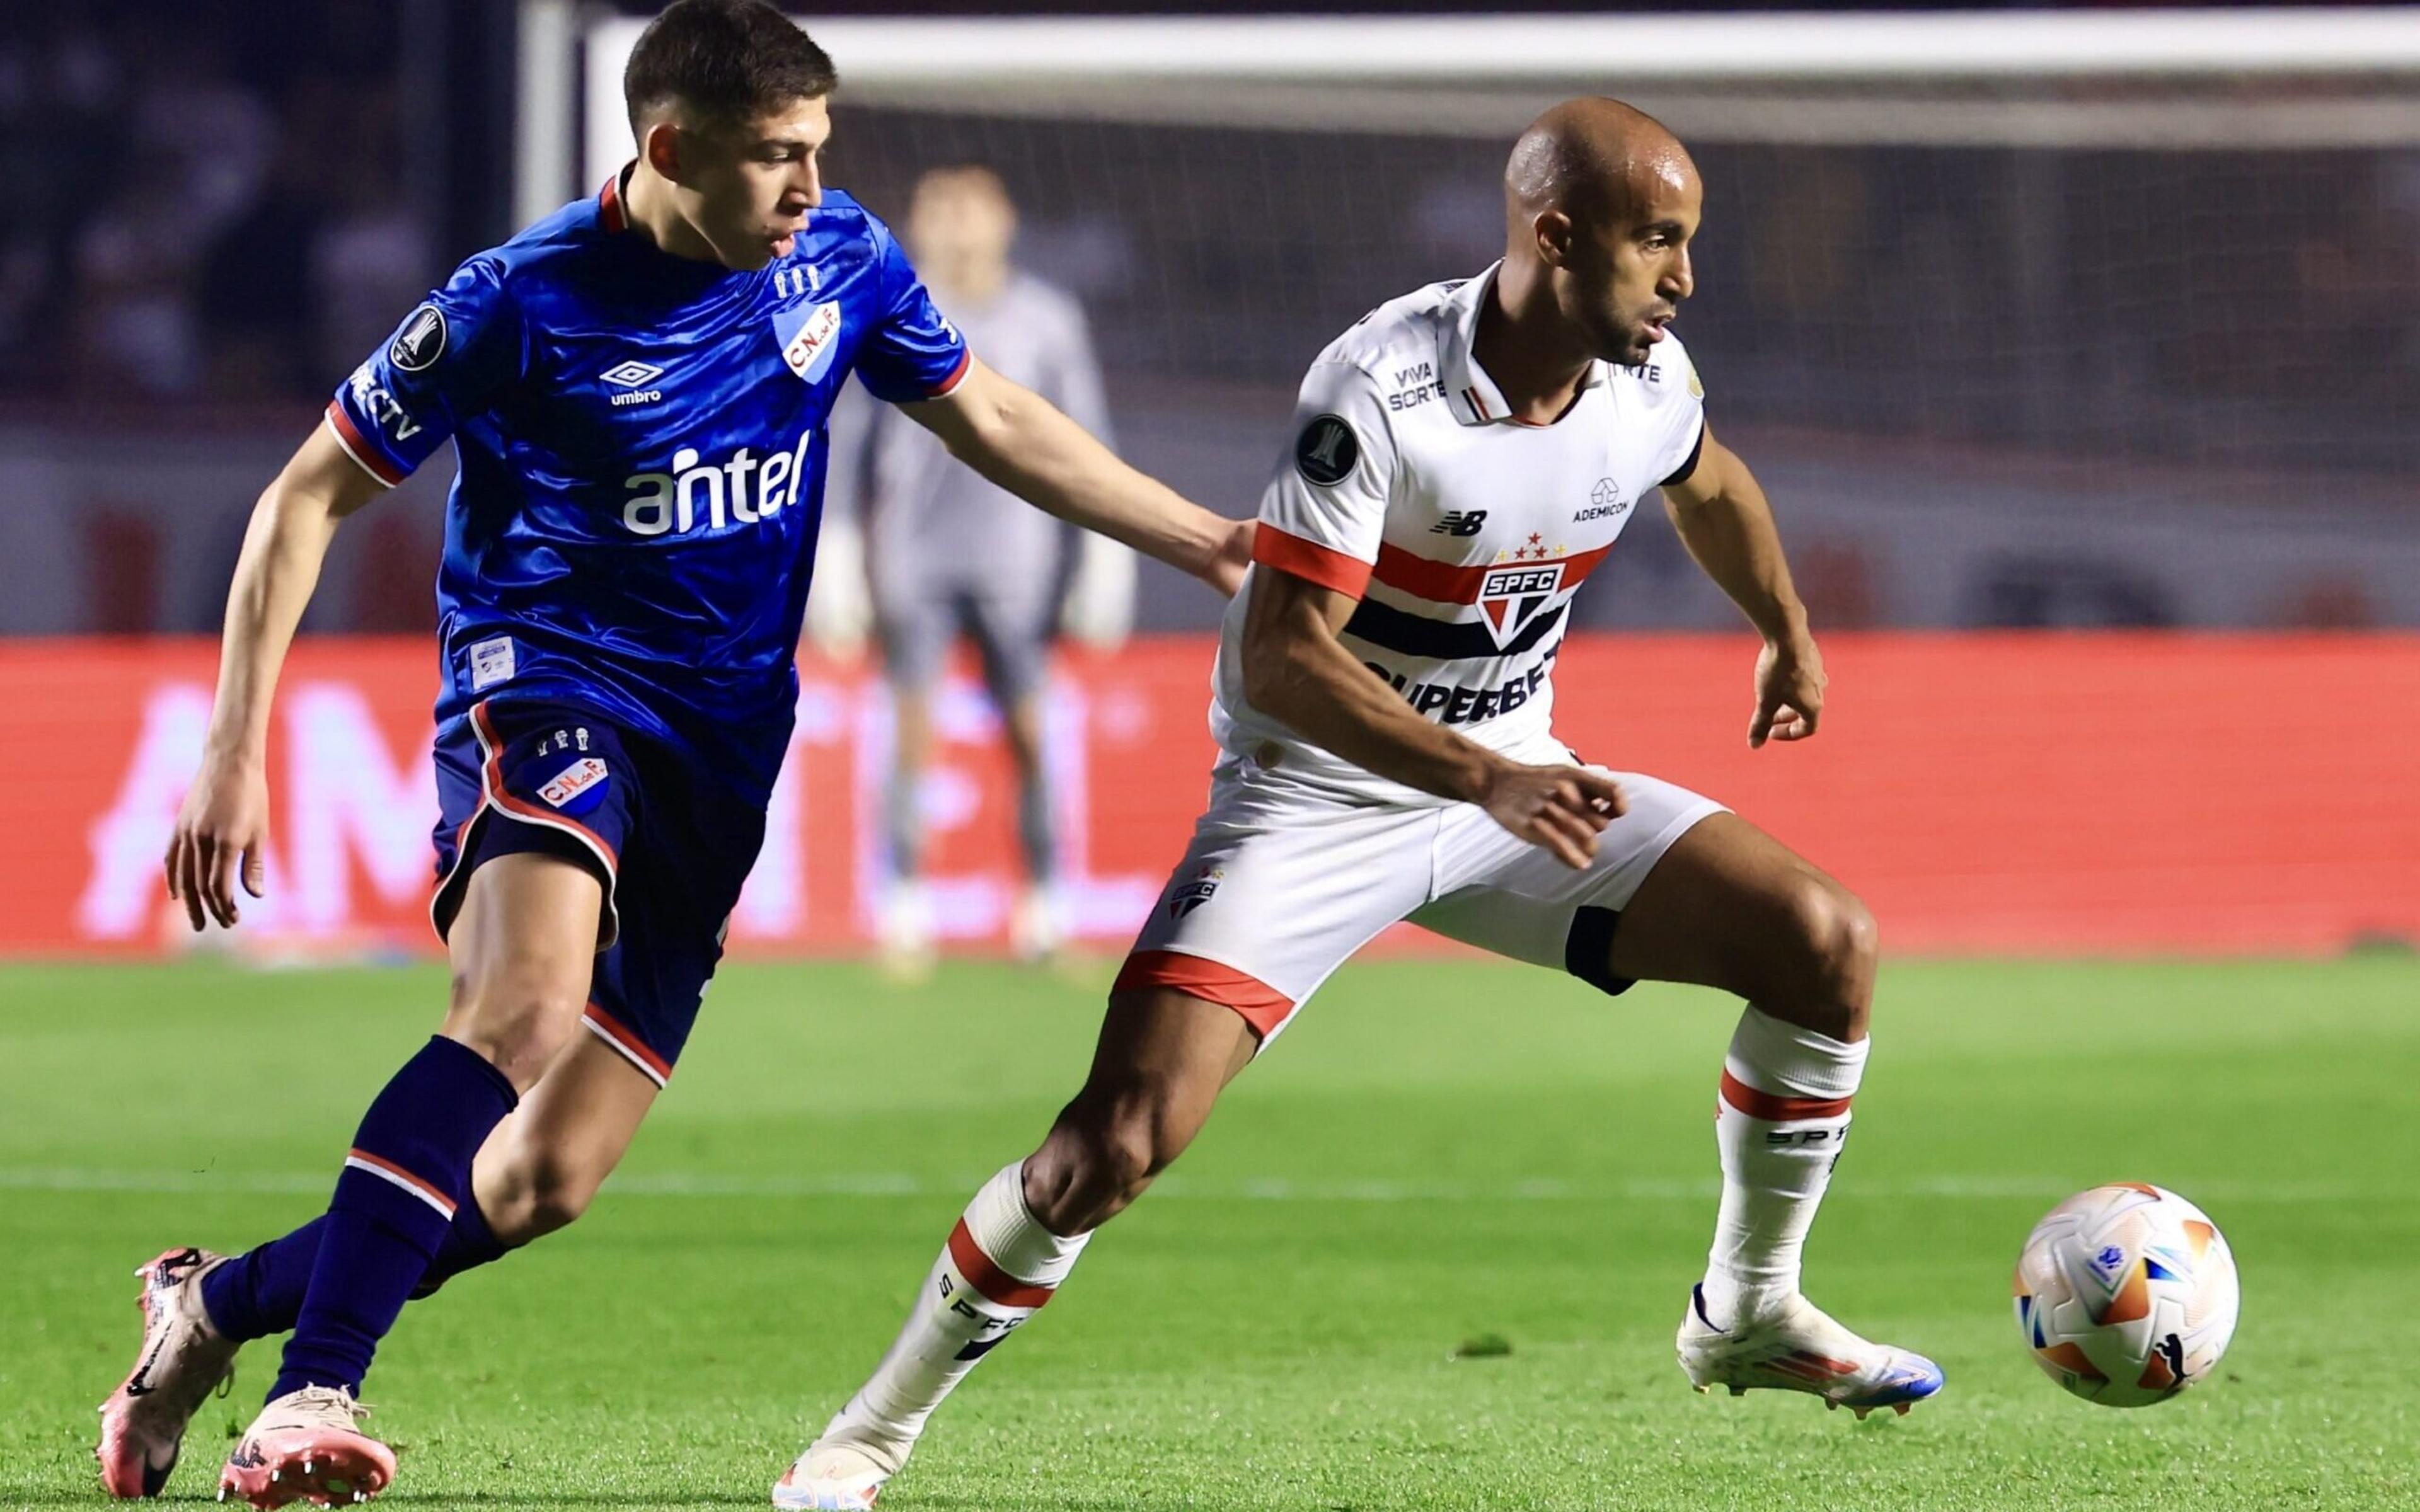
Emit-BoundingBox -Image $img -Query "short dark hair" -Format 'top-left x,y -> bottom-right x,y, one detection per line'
623,0 -> 836,135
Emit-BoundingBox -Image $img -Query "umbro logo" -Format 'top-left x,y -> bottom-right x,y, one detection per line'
601,360 -> 666,388
602,360 -> 666,408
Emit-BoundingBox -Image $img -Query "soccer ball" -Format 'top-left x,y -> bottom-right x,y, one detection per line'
2013,1183 -> 2239,1407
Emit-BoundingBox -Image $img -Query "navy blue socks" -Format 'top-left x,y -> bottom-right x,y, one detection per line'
267,1035 -> 518,1399
201,1186 -> 509,1343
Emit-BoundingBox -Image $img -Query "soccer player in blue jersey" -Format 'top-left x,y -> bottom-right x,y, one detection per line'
91,4 -> 1247,1505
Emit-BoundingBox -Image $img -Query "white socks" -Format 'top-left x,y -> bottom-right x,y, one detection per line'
1699,1006 -> 1869,1331
820,1162 -> 1090,1458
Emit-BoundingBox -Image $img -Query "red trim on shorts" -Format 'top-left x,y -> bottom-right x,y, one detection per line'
581,1002 -> 672,1087
946,1218 -> 1056,1309
425,806 -> 481,946
1114,949 -> 1296,1041
1369,540 -> 1614,606
473,702 -> 620,874
1252,525 -> 1373,598
431,702 -> 621,953
1718,1068 -> 1852,1123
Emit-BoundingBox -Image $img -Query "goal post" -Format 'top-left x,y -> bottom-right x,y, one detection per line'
521,9 -> 2420,633
549,8 -> 2420,198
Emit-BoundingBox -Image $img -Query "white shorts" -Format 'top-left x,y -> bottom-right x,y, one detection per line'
1116,742 -> 1726,1048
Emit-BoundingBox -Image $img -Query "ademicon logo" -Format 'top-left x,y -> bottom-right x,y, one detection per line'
621,431 -> 813,537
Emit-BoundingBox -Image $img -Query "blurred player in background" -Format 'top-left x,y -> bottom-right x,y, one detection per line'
810,166 -> 1131,972
775,98 -> 1940,1511
91,3 -> 1242,1506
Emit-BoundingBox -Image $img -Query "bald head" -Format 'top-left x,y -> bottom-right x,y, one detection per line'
1494,98 -> 1702,369
1505,96 -> 1695,234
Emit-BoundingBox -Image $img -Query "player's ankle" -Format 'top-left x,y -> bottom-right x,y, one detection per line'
1698,1274 -> 1793,1331
816,1412 -> 914,1470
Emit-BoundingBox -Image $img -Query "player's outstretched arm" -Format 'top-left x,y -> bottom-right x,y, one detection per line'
1242,565 -> 1623,868
899,357 -> 1253,595
1660,427 -> 1828,748
164,426 -> 386,931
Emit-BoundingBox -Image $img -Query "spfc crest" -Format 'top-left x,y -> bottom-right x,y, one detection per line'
774,301 -> 843,384
1170,865 -> 1223,919
1476,562 -> 1565,647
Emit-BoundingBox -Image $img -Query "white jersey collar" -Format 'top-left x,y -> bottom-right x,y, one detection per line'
1436,261 -> 1605,427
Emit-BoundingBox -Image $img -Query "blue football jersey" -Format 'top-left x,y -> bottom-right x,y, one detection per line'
327,171 -> 969,795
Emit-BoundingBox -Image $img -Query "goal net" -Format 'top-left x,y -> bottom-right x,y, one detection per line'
548,9 -> 2420,636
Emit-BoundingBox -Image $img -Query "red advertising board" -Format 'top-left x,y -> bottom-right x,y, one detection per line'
2,634 -> 2412,958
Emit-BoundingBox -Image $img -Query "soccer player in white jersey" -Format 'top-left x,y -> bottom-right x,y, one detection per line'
773,97 -> 1942,1511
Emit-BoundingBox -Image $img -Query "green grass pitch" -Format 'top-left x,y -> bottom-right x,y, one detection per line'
3,954 -> 2414,1509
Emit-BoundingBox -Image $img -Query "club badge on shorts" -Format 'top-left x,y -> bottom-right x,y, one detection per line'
1170,864 -> 1224,919
512,728 -> 611,819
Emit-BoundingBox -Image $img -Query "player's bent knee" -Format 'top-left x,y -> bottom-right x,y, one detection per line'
473,1113 -> 616,1245
1091,1109 -> 1169,1196
442,973 -> 587,1089
503,1153 -> 599,1240
1775,878 -> 1879,1028
1806,883 -> 1879,985
478,1183 -> 562,1247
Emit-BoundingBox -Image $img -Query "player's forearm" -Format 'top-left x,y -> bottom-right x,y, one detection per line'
203,487 -> 345,764
951,389 -> 1231,581
1245,628 -> 1504,805
1667,468 -> 1810,648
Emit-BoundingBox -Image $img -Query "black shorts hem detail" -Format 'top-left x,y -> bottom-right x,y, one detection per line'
432,807 -> 619,952
1564,904 -> 1634,997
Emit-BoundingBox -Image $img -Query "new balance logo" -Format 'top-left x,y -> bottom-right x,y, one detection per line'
1431,510 -> 1488,537
602,360 -> 667,408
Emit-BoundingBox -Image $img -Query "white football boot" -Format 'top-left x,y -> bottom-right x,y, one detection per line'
771,1431 -> 909,1511
1676,1285 -> 1944,1419
96,1247 -> 241,1498
217,1385 -> 395,1508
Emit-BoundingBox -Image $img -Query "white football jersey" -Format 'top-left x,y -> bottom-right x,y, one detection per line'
1211,263 -> 1707,803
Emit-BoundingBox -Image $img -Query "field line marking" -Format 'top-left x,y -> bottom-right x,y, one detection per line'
0,1166 -> 2367,1204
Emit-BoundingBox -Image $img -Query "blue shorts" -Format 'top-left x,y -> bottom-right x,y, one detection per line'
430,696 -> 766,1087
